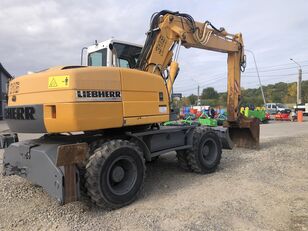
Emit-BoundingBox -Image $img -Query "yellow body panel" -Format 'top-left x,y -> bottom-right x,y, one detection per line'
120,68 -> 169,118
8,67 -> 122,105
44,102 -> 123,132
7,66 -> 170,133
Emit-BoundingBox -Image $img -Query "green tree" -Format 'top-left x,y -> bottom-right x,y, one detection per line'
201,87 -> 219,99
188,94 -> 198,105
181,97 -> 190,106
302,80 -> 308,103
284,83 -> 297,103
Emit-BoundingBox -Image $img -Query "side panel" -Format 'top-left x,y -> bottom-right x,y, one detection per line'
6,67 -> 124,133
44,102 -> 123,133
6,67 -> 172,133
8,67 -> 123,106
120,69 -> 170,125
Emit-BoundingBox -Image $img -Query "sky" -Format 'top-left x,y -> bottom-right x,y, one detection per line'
1,0 -> 308,96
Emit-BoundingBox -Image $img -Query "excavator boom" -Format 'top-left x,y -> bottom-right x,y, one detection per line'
137,10 -> 259,148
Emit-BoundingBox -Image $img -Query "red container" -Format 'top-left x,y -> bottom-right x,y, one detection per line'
275,113 -> 290,121
265,112 -> 270,120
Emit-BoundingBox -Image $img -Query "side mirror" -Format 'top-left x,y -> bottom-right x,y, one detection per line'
109,43 -> 114,50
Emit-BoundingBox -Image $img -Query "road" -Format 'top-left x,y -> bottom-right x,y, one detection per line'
0,120 -> 307,231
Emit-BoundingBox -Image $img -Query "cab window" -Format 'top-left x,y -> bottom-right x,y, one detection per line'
119,59 -> 129,68
88,48 -> 107,66
113,43 -> 141,68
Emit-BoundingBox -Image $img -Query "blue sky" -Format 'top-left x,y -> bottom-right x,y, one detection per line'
0,0 -> 307,95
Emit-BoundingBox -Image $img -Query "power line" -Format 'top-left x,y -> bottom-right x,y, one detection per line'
175,72 -> 227,91
176,71 -> 308,92
242,76 -> 308,87
244,64 -> 308,74
242,75 -> 308,83
243,72 -> 308,78
176,60 -> 308,95
175,75 -> 226,92
176,66 -> 308,90
177,65 -> 308,89
244,59 -> 308,71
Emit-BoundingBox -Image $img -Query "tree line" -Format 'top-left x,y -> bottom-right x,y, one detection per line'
178,80 -> 308,107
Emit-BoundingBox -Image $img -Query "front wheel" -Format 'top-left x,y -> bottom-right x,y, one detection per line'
85,139 -> 145,209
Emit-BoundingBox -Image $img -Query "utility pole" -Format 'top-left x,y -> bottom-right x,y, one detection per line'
197,85 -> 200,106
245,49 -> 266,105
190,77 -> 201,106
290,58 -> 302,105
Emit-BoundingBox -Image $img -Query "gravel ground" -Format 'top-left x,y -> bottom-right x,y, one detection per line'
0,121 -> 307,231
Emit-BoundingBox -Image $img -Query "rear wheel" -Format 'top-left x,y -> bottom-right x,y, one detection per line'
78,138 -> 108,194
187,127 -> 222,174
85,139 -> 145,209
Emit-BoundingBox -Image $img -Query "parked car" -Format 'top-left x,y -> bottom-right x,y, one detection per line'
265,103 -> 291,114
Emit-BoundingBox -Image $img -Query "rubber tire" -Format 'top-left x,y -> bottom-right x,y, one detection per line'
78,138 -> 108,195
176,150 -> 191,171
85,139 -> 145,209
187,127 -> 222,174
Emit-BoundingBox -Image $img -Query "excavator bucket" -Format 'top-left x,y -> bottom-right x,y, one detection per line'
225,116 -> 260,149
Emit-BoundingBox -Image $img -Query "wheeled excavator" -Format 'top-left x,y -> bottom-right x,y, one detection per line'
1,10 -> 259,208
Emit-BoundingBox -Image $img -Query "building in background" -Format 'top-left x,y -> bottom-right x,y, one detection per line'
0,63 -> 12,120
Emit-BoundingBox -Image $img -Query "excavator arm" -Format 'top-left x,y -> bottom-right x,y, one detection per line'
137,10 -> 259,148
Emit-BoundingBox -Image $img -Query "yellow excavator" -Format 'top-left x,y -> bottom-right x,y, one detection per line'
1,10 -> 259,208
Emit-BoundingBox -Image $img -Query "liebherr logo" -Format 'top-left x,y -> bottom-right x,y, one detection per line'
5,107 -> 35,120
76,90 -> 122,102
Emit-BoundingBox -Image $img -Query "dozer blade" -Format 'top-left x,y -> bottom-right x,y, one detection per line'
225,116 -> 260,149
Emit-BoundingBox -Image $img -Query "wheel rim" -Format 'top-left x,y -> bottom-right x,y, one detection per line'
201,138 -> 218,165
106,156 -> 138,196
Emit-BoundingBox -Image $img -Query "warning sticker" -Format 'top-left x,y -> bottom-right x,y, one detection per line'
48,76 -> 70,89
